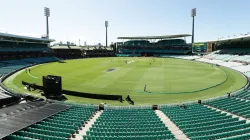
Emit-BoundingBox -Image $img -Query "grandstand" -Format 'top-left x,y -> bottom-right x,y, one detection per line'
83,46 -> 114,57
51,43 -> 84,59
52,43 -> 115,59
116,34 -> 192,57
0,32 -> 54,60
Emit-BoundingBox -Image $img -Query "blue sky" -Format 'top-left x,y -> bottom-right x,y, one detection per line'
0,0 -> 250,45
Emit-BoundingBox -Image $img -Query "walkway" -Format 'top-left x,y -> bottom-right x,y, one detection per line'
155,110 -> 189,140
72,110 -> 103,140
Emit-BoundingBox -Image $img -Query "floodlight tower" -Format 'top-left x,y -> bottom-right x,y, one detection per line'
105,21 -> 108,47
44,7 -> 50,38
191,8 -> 196,44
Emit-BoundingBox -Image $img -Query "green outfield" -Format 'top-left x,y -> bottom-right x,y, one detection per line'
3,57 -> 247,106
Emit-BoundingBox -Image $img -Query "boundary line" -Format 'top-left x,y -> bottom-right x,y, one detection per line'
0,57 -> 248,107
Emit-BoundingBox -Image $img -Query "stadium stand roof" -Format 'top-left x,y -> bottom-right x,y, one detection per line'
51,45 -> 82,49
199,34 -> 250,43
0,101 -> 70,139
117,34 -> 191,40
0,32 -> 55,42
215,34 -> 250,43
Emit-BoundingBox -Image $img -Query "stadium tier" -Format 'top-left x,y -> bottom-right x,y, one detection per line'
0,57 -> 58,76
157,39 -> 186,46
166,48 -> 250,78
204,97 -> 250,119
123,40 -> 150,46
84,47 -> 114,58
0,33 -> 54,61
0,56 -> 58,109
160,104 -> 250,139
84,108 -> 175,140
235,89 -> 250,100
51,44 -> 115,59
116,35 -> 192,56
3,101 -> 250,140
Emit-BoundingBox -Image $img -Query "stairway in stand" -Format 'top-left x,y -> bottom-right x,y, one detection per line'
155,110 -> 189,140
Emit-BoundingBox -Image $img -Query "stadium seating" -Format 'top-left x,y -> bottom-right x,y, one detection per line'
235,89 -> 250,100
160,104 -> 250,139
84,108 -> 175,140
165,54 -> 250,75
119,49 -> 190,54
0,57 -> 58,78
6,104 -> 97,140
220,133 -> 250,140
0,41 -> 52,53
118,39 -> 191,55
157,39 -> 186,46
205,97 -> 250,119
184,47 -> 250,78
219,48 -> 250,54
162,55 -> 200,60
124,40 -> 150,46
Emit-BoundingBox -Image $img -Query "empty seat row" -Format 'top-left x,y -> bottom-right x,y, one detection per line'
160,104 -> 250,139
85,108 -> 175,139
205,97 -> 250,119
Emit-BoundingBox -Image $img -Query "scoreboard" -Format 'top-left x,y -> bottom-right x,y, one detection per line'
192,42 -> 212,53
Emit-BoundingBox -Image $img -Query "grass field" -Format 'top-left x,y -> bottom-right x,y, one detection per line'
3,57 -> 247,106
